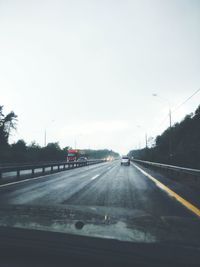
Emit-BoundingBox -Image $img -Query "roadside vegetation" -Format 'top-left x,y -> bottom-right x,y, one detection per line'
0,105 -> 119,163
129,105 -> 200,169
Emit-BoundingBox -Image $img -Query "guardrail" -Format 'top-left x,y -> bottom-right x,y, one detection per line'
0,160 -> 105,180
0,160 -> 68,168
131,159 -> 200,188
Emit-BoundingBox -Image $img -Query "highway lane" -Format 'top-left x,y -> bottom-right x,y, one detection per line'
0,160 -> 197,218
0,162 -> 112,204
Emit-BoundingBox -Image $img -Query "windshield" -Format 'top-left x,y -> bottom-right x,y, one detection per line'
0,0 -> 200,255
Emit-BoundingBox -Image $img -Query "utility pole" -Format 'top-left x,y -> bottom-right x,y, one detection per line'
145,133 -> 148,149
44,120 -> 55,147
44,129 -> 47,147
169,108 -> 172,161
153,94 -> 173,161
137,125 -> 148,149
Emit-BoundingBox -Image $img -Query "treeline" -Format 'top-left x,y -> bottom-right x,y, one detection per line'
1,140 -> 69,163
0,140 -> 119,163
0,105 -> 119,163
129,105 -> 200,169
84,149 -> 119,159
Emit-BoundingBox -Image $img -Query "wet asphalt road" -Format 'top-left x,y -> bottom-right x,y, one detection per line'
0,161 -> 196,218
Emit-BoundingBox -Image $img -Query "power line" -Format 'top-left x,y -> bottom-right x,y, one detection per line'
150,88 -> 200,137
172,88 -> 200,113
151,114 -> 168,134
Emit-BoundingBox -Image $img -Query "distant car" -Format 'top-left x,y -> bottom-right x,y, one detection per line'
121,156 -> 130,166
77,157 -> 87,162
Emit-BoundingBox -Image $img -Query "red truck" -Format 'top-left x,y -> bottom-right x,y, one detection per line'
67,149 -> 80,162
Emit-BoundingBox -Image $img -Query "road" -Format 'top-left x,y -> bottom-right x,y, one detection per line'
0,160 -> 197,218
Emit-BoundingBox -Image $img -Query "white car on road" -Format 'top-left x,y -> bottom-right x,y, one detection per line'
121,156 -> 130,166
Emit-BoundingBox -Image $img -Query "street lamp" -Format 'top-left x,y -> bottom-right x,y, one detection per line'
74,134 -> 83,149
44,120 -> 55,147
137,125 -> 148,149
44,129 -> 47,147
152,93 -> 172,160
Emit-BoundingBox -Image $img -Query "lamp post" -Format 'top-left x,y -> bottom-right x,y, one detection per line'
44,120 -> 55,147
44,129 -> 47,147
74,134 -> 83,149
137,125 -> 148,149
152,94 -> 172,161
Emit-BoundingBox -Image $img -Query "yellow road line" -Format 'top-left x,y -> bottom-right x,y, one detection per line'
132,163 -> 200,217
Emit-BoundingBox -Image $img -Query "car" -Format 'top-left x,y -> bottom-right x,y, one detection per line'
77,157 -> 87,162
121,156 -> 130,166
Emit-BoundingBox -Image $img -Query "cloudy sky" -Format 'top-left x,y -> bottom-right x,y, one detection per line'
0,0 -> 200,154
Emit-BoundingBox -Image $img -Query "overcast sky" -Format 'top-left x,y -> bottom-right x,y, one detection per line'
0,0 -> 200,154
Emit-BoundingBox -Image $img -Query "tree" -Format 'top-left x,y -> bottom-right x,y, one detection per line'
11,140 -> 27,162
0,105 -> 17,147
12,140 -> 27,151
129,104 -> 200,168
40,142 -> 64,161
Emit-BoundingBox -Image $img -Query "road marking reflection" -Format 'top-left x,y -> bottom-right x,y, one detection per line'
90,174 -> 100,180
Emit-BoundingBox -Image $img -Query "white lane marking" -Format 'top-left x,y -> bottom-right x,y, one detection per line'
0,165 -> 105,188
0,175 -> 50,188
0,163 -> 115,189
80,174 -> 87,178
90,174 -> 100,180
